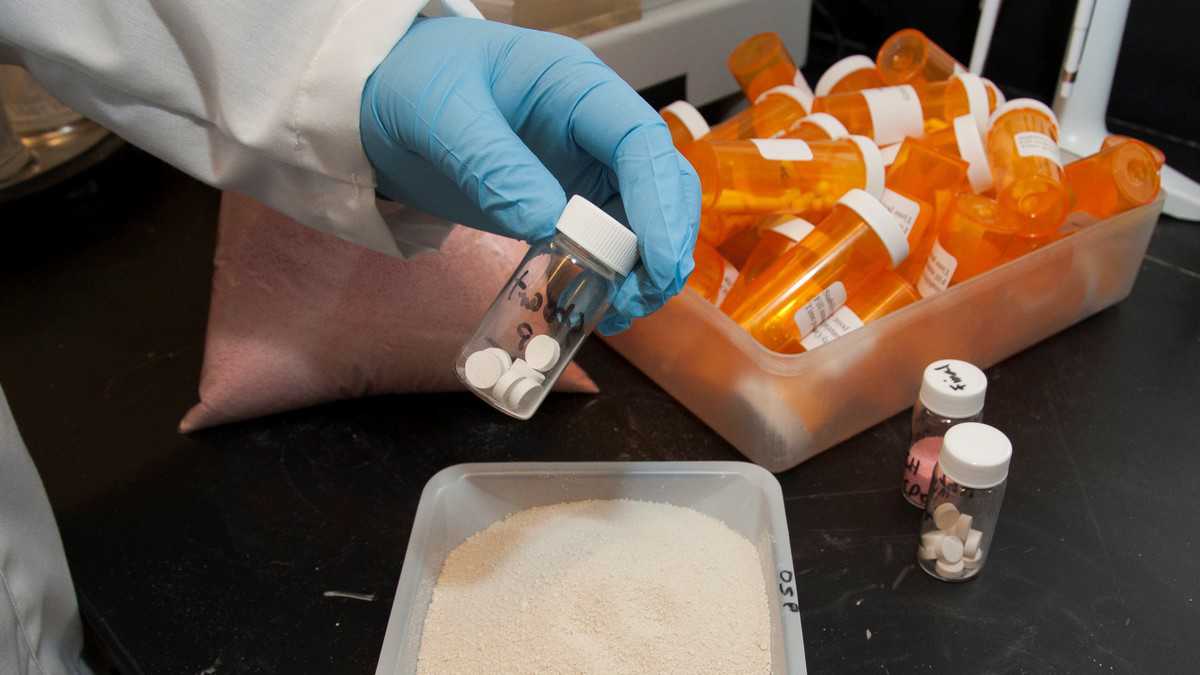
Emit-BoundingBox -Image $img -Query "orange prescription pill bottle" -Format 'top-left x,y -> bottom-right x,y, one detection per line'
783,113 -> 850,142
720,215 -> 821,313
811,73 -> 996,147
699,85 -> 814,144
887,138 -> 970,203
896,189 -> 955,286
815,55 -> 885,96
728,32 -> 813,104
693,135 -> 885,219
876,28 -> 965,85
726,189 -> 909,353
699,210 -> 760,247
985,99 -> 1070,237
1101,135 -> 1165,168
1064,141 -> 1162,219
920,114 -> 994,193
797,271 -> 919,352
687,238 -> 741,305
660,101 -> 710,150
916,193 -> 1016,298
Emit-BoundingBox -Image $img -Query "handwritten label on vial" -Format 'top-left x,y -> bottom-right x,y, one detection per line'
880,189 -> 921,237
861,85 -> 924,145
800,305 -> 864,350
1014,131 -> 1061,166
771,217 -> 815,243
715,260 -> 739,306
903,436 -> 943,507
793,281 -> 847,338
752,138 -> 813,161
778,569 -> 800,613
917,239 -> 958,298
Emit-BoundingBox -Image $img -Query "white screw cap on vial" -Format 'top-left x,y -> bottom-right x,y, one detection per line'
939,422 -> 1012,489
919,359 -> 987,419
555,195 -> 640,277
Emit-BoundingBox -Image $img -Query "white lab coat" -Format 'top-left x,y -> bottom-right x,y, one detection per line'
0,0 -> 472,257
1,1 -> 489,671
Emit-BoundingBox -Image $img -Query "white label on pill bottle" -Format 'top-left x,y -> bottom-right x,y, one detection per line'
751,138 -> 813,161
880,189 -> 921,237
917,239 -> 958,297
800,305 -> 865,350
715,260 -> 739,306
861,85 -> 924,145
793,281 -> 848,338
1014,131 -> 1061,166
771,217 -> 815,243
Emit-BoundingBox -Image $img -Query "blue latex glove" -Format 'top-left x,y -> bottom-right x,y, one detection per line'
360,17 -> 700,334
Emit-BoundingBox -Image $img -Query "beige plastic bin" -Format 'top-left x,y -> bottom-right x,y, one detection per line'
605,198 -> 1163,472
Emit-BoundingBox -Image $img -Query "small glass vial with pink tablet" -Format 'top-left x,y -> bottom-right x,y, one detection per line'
902,359 -> 987,508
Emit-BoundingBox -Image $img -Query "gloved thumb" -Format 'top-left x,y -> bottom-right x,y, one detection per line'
363,72 -> 565,242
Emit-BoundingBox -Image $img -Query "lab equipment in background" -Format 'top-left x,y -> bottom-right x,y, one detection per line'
728,32 -> 812,104
474,0 -> 641,38
691,136 -> 884,219
687,239 -> 740,305
456,196 -> 637,419
814,55 -> 884,96
968,0 -> 1002,74
810,73 -> 998,146
876,29 -> 965,85
0,105 -> 31,183
1051,0 -> 1198,221
784,113 -> 848,142
797,271 -> 917,352
660,100 -> 710,149
725,189 -> 907,353
916,193 -> 1015,298
918,422 -> 1011,581
985,99 -> 1070,237
1064,140 -> 1162,221
903,360 -> 987,509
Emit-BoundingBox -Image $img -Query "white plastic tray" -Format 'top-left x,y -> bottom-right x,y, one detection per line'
374,461 -> 807,674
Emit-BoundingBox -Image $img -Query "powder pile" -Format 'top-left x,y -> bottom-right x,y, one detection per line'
416,499 -> 772,674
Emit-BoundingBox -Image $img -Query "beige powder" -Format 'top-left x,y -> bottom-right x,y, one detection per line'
416,499 -> 772,674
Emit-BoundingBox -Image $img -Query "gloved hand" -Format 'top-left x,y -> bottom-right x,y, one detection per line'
360,17 -> 700,334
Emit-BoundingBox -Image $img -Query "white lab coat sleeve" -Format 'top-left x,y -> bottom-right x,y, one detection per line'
0,385 -> 89,675
0,0 -> 438,257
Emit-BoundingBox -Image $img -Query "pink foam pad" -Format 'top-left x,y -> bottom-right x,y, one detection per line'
179,194 -> 597,432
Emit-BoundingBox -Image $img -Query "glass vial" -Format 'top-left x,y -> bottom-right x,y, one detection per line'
918,422 -> 1012,582
456,196 -> 638,420
903,359 -> 987,508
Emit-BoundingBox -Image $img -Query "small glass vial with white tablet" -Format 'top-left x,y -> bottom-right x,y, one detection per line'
456,195 -> 639,419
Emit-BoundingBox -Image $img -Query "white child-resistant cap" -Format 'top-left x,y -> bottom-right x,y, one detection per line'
556,195 -> 640,276
797,113 -> 849,140
986,98 -> 1060,136
846,135 -> 885,199
756,84 -> 814,114
953,115 -> 993,193
837,188 -> 908,268
952,72 -> 991,134
919,359 -> 987,418
940,422 -> 1012,489
661,100 -> 710,140
815,54 -> 876,96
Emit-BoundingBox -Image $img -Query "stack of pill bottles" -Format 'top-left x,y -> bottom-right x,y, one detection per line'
671,28 -> 1162,354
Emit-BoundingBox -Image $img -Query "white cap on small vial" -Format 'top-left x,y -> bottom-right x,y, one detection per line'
845,135 -> 886,199
919,359 -> 987,419
940,422 -> 1012,489
837,188 -> 908,268
524,334 -> 561,373
556,196 -> 640,277
464,349 -> 506,390
814,54 -> 876,96
661,100 -> 710,140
